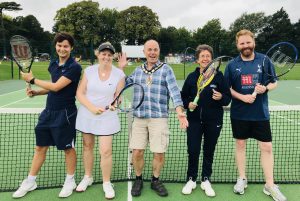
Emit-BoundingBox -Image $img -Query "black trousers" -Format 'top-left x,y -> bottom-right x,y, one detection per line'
186,121 -> 222,181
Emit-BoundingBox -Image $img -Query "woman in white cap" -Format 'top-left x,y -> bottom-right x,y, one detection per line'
75,42 -> 126,199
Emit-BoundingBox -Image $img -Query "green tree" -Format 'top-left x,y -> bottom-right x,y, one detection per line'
228,12 -> 267,55
193,19 -> 225,56
98,8 -> 122,51
257,7 -> 294,53
229,12 -> 267,35
116,6 -> 161,45
176,27 -> 193,53
54,0 -> 102,60
15,15 -> 51,55
157,26 -> 178,56
0,1 -> 21,56
292,19 -> 300,50
15,15 -> 43,37
218,30 -> 236,56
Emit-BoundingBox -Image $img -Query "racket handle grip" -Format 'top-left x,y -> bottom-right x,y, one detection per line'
26,83 -> 33,98
189,96 -> 199,112
252,91 -> 257,97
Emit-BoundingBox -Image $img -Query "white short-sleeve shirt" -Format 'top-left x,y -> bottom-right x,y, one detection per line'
76,64 -> 125,135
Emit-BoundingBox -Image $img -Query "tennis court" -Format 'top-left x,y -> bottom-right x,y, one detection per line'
0,80 -> 299,201
1,79 -> 300,108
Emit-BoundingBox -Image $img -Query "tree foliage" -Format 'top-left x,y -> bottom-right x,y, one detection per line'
116,6 -> 161,45
257,8 -> 294,52
2,4 -> 299,60
229,12 -> 267,35
293,19 -> 300,50
0,1 -> 22,56
193,19 -> 225,56
176,27 -> 194,53
158,26 -> 194,56
98,8 -> 122,51
157,26 -> 178,56
54,1 -> 101,45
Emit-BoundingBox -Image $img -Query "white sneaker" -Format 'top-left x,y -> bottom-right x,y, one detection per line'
12,179 -> 37,198
263,184 -> 287,201
59,179 -> 76,198
103,182 -> 115,199
76,176 -> 93,192
200,180 -> 216,197
234,177 -> 248,194
182,179 -> 196,195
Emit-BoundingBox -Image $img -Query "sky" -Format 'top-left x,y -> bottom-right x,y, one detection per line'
5,0 -> 300,32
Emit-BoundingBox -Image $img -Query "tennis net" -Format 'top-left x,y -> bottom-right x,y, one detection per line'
0,106 -> 299,192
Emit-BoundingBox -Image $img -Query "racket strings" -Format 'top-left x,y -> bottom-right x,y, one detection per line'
196,58 -> 223,94
114,84 -> 144,112
266,42 -> 298,77
269,52 -> 292,76
196,74 -> 204,93
10,37 -> 33,72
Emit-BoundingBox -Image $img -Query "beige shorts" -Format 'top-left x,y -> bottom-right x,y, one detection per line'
129,118 -> 169,153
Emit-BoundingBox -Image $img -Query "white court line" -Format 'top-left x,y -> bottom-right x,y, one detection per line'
0,88 -> 25,96
269,99 -> 286,106
127,149 -> 133,201
127,112 -> 133,201
127,181 -> 132,201
296,86 -> 300,89
15,102 -> 45,105
0,97 -> 29,108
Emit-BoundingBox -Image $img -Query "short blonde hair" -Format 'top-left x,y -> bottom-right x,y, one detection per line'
236,29 -> 254,43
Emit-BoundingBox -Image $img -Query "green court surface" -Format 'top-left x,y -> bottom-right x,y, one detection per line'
1,80 -> 300,108
0,183 -> 299,201
0,80 -> 299,201
1,61 -> 300,81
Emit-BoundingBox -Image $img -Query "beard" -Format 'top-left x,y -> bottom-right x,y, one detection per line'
240,46 -> 254,58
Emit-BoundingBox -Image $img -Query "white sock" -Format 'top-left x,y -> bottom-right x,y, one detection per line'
103,181 -> 111,185
84,175 -> 92,179
27,175 -> 37,182
65,174 -> 75,182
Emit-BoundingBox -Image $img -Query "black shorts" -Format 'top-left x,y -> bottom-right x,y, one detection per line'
35,107 -> 77,150
231,118 -> 272,142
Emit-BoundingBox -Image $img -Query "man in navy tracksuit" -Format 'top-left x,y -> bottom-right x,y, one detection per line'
181,44 -> 231,197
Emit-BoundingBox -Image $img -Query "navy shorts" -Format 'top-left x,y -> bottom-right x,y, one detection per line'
231,118 -> 272,142
35,107 -> 77,150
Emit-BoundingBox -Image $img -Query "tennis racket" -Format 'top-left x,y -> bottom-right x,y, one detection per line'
252,42 -> 298,96
190,55 -> 233,112
10,35 -> 34,89
105,83 -> 144,112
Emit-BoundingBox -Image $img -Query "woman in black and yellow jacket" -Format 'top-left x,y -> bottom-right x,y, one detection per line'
181,44 -> 231,197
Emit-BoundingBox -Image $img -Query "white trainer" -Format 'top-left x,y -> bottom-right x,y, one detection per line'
234,177 -> 248,195
103,182 -> 115,199
59,179 -> 76,198
76,176 -> 93,192
200,180 -> 216,197
182,179 -> 196,195
12,179 -> 37,198
263,184 -> 287,201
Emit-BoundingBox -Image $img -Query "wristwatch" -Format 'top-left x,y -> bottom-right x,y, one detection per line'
29,77 -> 35,85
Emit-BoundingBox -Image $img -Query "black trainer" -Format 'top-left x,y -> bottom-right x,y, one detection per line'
131,179 -> 143,197
151,180 -> 168,197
